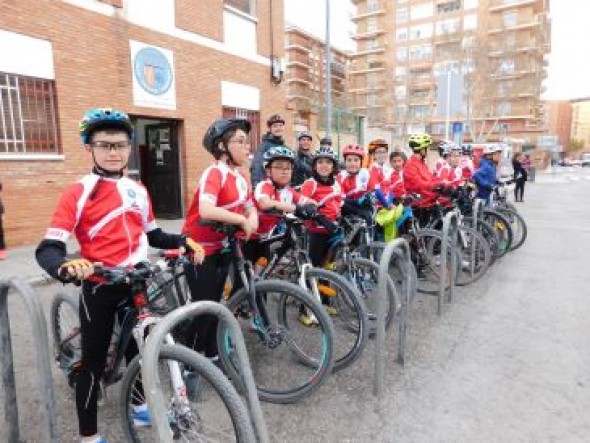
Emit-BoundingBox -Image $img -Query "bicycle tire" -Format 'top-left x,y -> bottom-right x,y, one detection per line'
454,225 -> 492,286
120,344 -> 255,443
339,256 -> 400,336
304,267 -> 369,372
409,228 -> 459,295
462,217 -> 502,262
50,291 -> 81,386
497,208 -> 527,251
481,209 -> 514,256
218,280 -> 335,404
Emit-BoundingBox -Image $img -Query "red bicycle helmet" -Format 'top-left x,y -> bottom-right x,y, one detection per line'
342,144 -> 366,159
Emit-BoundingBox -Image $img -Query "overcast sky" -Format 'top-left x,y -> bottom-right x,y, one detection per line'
284,0 -> 589,101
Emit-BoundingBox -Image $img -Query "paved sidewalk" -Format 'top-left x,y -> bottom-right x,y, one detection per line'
0,218 -> 185,285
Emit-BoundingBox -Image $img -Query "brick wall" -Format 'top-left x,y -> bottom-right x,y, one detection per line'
0,0 -> 286,247
176,0 -> 223,41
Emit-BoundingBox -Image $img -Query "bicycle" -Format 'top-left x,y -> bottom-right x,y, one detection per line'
191,222 -> 336,404
331,213 -> 403,335
257,211 -> 369,372
50,259 -> 254,442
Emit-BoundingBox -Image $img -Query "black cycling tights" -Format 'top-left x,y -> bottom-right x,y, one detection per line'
77,281 -> 138,437
514,179 -> 526,202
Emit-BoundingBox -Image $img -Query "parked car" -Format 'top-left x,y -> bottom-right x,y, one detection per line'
581,153 -> 590,167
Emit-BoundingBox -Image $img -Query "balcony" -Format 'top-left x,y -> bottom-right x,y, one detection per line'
286,53 -> 311,69
489,0 -> 544,14
434,31 -> 462,45
351,27 -> 387,40
285,43 -> 310,53
488,17 -> 542,34
352,3 -> 386,22
350,46 -> 386,58
349,84 -> 387,93
348,61 -> 386,75
408,57 -> 433,71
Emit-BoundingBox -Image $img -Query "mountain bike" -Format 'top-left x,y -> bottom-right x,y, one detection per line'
257,211 -> 368,372
195,222 -> 336,404
50,260 -> 254,442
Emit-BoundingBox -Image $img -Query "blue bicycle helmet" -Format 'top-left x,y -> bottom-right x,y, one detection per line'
263,146 -> 295,168
78,108 -> 134,145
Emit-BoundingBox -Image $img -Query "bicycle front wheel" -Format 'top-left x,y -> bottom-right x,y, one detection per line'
120,344 -> 254,443
218,280 -> 335,404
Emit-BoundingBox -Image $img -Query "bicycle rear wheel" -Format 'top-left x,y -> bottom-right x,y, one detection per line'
454,225 -> 492,286
218,280 -> 335,404
50,291 -> 81,387
481,209 -> 514,256
337,256 -> 400,336
120,344 -> 254,443
497,208 -> 527,251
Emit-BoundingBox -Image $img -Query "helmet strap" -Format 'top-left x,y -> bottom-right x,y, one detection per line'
91,152 -> 125,179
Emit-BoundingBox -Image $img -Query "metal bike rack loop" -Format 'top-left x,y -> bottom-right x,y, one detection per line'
373,238 -> 412,398
142,300 -> 268,443
0,279 -> 59,443
472,198 -> 484,231
438,211 -> 459,316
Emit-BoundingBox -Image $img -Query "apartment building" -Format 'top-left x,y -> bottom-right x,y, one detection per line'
544,100 -> 572,152
350,0 -> 551,149
570,98 -> 590,152
0,0 -> 286,246
284,26 -> 361,148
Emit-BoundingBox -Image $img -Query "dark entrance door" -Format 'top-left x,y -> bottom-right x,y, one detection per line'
143,122 -> 182,218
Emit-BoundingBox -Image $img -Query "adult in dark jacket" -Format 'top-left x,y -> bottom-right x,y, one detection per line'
292,131 -> 315,187
512,152 -> 528,202
251,114 -> 287,186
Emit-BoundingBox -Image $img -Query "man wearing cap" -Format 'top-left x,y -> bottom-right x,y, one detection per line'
251,114 -> 288,186
292,131 -> 315,187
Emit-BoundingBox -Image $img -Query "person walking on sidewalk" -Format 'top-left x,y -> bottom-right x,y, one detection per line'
512,152 -> 528,202
0,181 -> 5,260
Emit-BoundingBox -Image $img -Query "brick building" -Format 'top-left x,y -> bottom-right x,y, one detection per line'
570,98 -> 590,154
544,100 -> 572,152
0,0 -> 287,247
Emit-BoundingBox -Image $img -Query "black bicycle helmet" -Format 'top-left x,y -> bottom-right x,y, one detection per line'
202,118 -> 251,156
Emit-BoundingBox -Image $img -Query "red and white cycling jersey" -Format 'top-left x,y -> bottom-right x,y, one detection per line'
459,156 -> 474,180
254,180 -> 306,236
375,169 -> 406,199
300,177 -> 342,233
43,174 -> 156,267
338,168 -> 375,200
183,161 -> 253,255
368,162 -> 391,186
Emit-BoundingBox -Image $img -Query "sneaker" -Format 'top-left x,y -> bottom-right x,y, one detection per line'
298,313 -> 317,327
0,250 -> 6,260
323,304 -> 338,316
132,408 -> 152,427
183,370 -> 201,402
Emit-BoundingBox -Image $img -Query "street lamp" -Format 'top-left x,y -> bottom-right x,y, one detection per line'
325,0 -> 332,140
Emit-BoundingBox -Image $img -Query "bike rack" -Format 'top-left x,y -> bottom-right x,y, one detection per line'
438,211 -> 459,316
472,198 -> 484,231
0,278 -> 59,443
372,238 -> 412,398
142,300 -> 268,443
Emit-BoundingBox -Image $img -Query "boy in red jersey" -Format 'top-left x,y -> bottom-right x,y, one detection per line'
182,118 -> 258,361
300,146 -> 342,323
35,108 -> 203,443
338,144 -> 376,226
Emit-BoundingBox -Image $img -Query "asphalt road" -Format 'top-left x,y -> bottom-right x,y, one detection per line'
2,168 -> 590,442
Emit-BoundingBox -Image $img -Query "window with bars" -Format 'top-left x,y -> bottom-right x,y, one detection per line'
0,72 -> 60,155
222,106 -> 260,153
